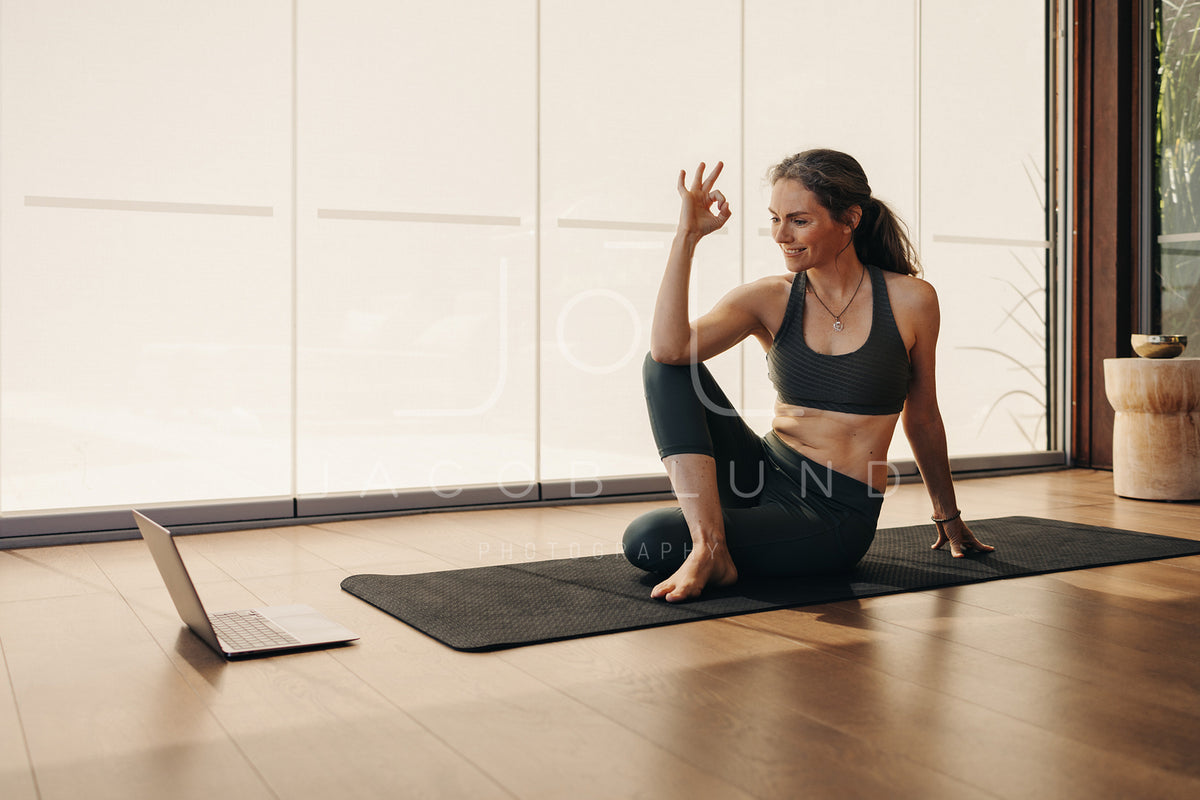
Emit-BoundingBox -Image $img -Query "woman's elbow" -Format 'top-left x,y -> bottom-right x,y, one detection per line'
648,344 -> 691,365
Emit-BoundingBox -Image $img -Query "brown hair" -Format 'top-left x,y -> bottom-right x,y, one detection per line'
768,149 -> 921,277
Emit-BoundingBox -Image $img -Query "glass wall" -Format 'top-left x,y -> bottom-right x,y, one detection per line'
1152,0 -> 1200,341
0,1 -> 1054,529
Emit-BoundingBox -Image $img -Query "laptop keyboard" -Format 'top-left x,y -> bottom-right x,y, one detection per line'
210,609 -> 300,650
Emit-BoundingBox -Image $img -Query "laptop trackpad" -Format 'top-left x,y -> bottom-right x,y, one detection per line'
260,604 -> 357,643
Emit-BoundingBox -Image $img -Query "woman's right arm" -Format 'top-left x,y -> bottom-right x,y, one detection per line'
650,162 -> 767,364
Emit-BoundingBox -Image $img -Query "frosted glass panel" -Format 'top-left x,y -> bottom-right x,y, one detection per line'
920,0 -> 1049,457
743,0 -> 918,230
539,0 -> 742,483
295,0 -> 537,496
0,1 -> 293,511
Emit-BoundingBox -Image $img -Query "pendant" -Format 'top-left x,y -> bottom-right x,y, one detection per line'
833,319 -> 844,332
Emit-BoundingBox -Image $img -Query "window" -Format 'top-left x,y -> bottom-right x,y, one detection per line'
1152,0 -> 1200,341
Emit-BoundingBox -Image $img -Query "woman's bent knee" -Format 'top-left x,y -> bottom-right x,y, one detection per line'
622,507 -> 690,574
643,350 -> 681,393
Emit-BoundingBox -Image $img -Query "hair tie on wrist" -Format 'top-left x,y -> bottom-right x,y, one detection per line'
931,510 -> 962,524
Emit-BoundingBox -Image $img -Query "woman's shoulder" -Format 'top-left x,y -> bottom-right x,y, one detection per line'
879,270 -> 940,348
748,273 -> 795,290
880,269 -> 938,310
712,274 -> 794,337
725,273 -> 793,305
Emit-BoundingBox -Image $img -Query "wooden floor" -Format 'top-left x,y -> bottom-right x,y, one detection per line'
1,469 -> 1198,800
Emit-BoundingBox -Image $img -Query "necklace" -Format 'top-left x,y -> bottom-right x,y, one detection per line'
806,266 -> 866,332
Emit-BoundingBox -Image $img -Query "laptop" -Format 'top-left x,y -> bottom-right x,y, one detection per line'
133,510 -> 358,658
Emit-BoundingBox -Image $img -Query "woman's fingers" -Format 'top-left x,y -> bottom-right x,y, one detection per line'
931,521 -> 995,558
701,160 -> 724,192
683,161 -> 726,194
681,160 -> 724,195
957,523 -> 994,553
962,530 -> 995,553
712,190 -> 731,226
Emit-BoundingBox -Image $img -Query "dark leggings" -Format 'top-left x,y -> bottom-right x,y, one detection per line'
622,354 -> 883,577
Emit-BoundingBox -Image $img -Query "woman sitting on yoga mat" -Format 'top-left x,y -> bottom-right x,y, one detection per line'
623,149 -> 993,602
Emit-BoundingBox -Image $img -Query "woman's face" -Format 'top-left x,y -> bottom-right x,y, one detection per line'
768,179 -> 853,272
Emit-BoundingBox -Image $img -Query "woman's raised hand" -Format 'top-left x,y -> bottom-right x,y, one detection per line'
677,161 -> 732,239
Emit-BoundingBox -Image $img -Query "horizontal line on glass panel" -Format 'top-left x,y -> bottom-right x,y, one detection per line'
25,196 -> 273,216
603,240 -> 665,250
318,208 -> 521,226
1158,232 -> 1200,244
931,234 -> 1050,248
558,218 -> 730,235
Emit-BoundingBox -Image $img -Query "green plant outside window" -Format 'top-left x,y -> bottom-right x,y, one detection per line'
1154,0 -> 1200,340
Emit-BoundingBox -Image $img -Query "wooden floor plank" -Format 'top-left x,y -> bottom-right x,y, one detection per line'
1048,501 -> 1200,539
0,641 -> 38,800
0,545 -> 114,603
1031,563 -> 1200,620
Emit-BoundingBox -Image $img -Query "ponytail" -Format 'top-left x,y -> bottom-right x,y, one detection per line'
854,197 -> 921,277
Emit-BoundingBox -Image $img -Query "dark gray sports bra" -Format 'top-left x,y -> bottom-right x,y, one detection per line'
766,265 -> 911,415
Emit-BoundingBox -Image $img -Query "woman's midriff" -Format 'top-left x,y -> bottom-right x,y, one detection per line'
771,401 -> 902,493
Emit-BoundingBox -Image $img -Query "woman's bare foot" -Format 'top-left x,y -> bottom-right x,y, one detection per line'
651,543 -> 739,602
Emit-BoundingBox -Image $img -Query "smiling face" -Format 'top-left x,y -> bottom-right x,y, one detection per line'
768,179 -> 856,272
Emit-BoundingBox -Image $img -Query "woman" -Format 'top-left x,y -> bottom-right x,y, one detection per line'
623,149 -> 993,602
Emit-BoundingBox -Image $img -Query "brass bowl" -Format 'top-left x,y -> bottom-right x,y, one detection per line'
1131,334 -> 1187,359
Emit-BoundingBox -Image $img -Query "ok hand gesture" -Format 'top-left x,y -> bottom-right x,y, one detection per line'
677,161 -> 732,239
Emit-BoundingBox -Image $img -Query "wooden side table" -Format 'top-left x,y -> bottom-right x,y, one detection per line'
1103,357 -> 1200,500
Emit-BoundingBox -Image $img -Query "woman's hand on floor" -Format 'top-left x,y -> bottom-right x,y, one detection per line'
930,518 -> 995,558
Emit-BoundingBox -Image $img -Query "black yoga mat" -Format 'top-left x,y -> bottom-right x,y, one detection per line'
341,516 -> 1200,652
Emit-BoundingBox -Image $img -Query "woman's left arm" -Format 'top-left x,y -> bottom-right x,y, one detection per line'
897,279 -> 995,558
